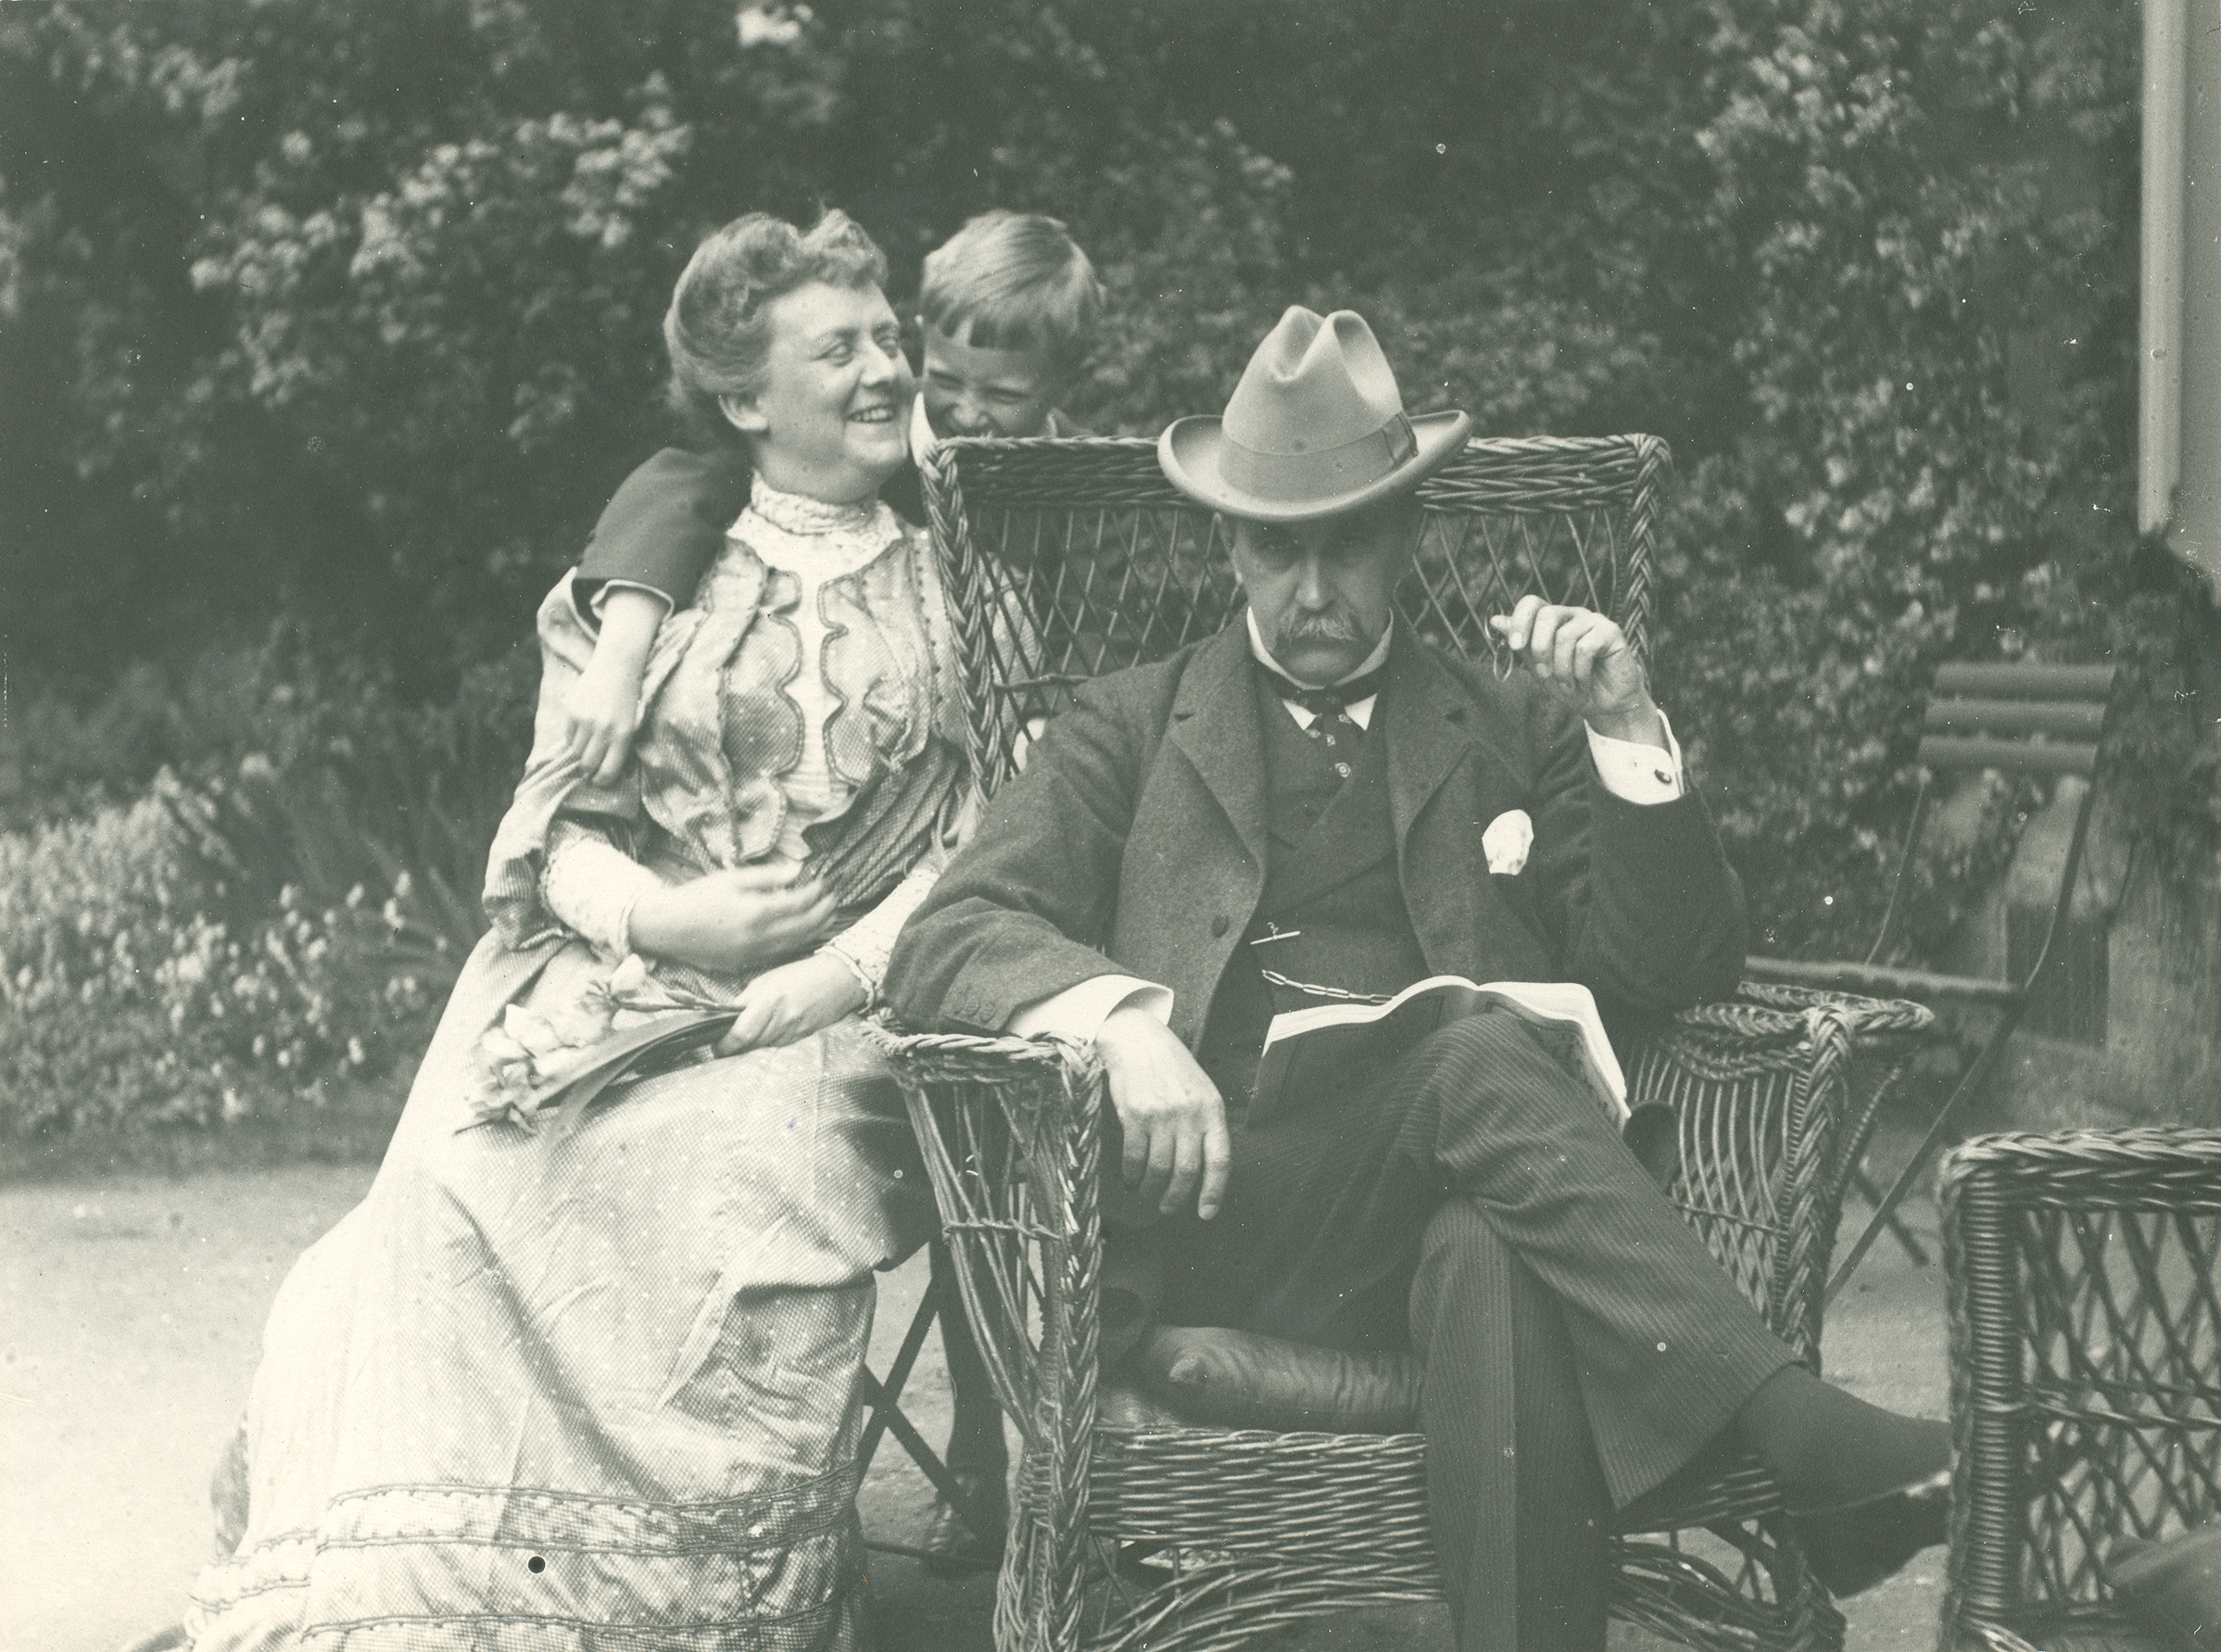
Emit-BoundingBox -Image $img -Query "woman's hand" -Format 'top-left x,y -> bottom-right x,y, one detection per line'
715,953 -> 867,1054
627,864 -> 839,976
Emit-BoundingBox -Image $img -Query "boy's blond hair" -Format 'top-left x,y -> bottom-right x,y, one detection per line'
917,210 -> 1103,377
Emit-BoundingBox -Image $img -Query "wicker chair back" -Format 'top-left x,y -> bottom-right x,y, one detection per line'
1940,1128 -> 2221,1652
917,434 -> 1669,798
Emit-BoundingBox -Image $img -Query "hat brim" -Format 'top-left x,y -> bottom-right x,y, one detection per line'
1157,408 -> 1472,523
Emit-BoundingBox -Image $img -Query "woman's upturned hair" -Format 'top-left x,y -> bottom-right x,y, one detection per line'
663,208 -> 890,448
917,210 -> 1102,378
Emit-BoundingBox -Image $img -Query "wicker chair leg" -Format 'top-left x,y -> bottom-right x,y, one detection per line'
1777,1525 -> 1850,1652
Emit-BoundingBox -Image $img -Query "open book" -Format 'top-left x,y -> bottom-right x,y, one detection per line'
1256,976 -> 1626,1123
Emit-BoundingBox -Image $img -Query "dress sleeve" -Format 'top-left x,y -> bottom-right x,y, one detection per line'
817,840 -> 952,1005
540,817 -> 668,961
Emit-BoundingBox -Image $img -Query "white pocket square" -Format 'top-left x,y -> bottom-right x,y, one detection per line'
1483,809 -> 1533,876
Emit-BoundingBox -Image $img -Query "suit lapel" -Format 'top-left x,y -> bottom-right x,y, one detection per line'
1166,623 -> 1269,867
1384,634 -> 1535,977
1386,631 -> 1483,846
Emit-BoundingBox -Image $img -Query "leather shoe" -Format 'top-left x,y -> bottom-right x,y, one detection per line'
920,1468 -> 1007,1576
1789,1467 -> 1951,1597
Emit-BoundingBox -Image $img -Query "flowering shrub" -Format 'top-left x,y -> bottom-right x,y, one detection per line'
4,0 -> 2213,1145
0,778 -> 459,1141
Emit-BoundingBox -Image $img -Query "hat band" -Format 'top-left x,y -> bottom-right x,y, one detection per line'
1217,411 -> 1419,504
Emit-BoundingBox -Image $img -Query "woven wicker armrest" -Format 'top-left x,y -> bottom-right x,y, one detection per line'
867,1024 -> 1109,1649
1630,987 -> 1935,1367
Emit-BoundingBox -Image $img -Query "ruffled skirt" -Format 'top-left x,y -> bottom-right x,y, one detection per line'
186,935 -> 936,1651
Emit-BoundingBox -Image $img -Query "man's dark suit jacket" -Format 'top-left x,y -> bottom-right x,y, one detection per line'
884,617 -> 1747,1055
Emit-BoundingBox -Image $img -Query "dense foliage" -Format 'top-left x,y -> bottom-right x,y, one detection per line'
4,0 -> 2213,1137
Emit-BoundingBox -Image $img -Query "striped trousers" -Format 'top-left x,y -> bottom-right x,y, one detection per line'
1151,1010 -> 1797,1652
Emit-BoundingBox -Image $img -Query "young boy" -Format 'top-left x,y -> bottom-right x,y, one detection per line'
560,209 -> 1104,785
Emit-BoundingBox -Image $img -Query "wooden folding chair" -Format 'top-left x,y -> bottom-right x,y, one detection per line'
1937,1128 -> 2221,1651
856,1266 -> 1003,1568
1748,662 -> 2121,1304
876,433 -> 1936,1652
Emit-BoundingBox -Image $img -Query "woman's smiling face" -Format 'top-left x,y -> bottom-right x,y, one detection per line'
724,280 -> 914,503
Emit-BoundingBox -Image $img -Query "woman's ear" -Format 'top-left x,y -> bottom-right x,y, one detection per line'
719,393 -> 768,435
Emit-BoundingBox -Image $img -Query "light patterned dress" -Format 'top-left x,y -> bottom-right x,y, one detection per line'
187,482 -> 971,1652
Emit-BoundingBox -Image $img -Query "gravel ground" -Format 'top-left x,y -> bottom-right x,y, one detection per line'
1,1154 -> 1948,1652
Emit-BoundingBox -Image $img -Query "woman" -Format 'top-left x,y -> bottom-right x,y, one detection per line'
187,210 -> 972,1650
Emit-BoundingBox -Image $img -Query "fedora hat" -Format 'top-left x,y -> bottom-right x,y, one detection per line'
1159,307 -> 1470,522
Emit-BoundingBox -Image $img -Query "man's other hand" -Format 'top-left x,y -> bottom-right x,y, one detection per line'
1489,595 -> 1664,748
1095,1005 -> 1231,1221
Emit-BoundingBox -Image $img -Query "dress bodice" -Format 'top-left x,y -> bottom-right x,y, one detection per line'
480,478 -> 968,955
624,479 -> 965,884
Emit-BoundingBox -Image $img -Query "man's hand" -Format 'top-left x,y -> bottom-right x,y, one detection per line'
627,864 -> 839,977
1094,1004 -> 1231,1221
716,952 -> 866,1054
1489,595 -> 1664,747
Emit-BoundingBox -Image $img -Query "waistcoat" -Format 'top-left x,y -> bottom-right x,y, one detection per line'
1194,674 -> 1433,1118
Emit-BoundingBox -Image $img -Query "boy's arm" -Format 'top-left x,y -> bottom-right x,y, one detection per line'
561,586 -> 665,786
574,446 -> 751,618
561,447 -> 751,783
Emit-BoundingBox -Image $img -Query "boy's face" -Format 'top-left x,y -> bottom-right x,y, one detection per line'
919,324 -> 1061,440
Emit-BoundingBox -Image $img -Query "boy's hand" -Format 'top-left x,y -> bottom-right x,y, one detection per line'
715,953 -> 866,1055
561,586 -> 668,787
561,652 -> 642,787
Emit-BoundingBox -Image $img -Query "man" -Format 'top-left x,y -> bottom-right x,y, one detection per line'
884,307 -> 1949,1650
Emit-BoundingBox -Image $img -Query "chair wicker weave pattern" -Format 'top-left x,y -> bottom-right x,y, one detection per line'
918,434 -> 1666,796
1939,1129 -> 2221,1652
875,996 -> 1928,1652
888,435 -> 1934,1651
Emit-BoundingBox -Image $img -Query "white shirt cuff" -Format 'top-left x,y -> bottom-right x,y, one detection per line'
1585,710 -> 1685,804
1008,975 -> 1174,1045
588,579 -> 675,620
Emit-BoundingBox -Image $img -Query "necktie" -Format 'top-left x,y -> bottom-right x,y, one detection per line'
1257,660 -> 1387,776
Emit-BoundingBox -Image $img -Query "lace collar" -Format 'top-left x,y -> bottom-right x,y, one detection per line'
737,476 -> 902,581
747,476 -> 882,537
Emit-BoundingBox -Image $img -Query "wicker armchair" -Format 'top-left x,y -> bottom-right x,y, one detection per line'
1938,1128 -> 2221,1652
880,434 -> 1935,1651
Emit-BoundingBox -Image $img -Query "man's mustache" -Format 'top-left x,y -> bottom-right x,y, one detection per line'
1277,611 -> 1368,648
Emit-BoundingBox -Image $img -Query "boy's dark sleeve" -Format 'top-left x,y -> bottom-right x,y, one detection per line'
574,447 -> 751,618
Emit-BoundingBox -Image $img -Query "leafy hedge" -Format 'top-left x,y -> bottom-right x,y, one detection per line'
4,0 -> 2215,1138
0,644 -> 531,1141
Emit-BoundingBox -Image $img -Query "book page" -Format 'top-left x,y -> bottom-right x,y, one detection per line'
1257,976 -> 1625,1121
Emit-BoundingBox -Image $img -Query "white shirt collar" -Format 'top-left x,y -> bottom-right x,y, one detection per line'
1244,611 -> 1394,730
